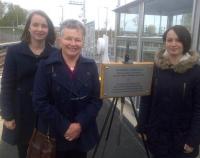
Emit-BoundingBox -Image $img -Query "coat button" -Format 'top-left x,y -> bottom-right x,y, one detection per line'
86,72 -> 91,76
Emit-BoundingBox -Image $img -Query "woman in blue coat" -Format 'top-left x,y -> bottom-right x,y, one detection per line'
137,25 -> 200,158
0,10 -> 56,158
33,19 -> 102,158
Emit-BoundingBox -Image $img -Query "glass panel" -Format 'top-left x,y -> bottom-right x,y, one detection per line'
119,13 -> 138,36
115,1 -> 139,62
144,15 -> 167,36
116,38 -> 137,62
172,13 -> 192,31
114,0 -> 194,62
142,40 -> 163,62
141,0 -> 194,61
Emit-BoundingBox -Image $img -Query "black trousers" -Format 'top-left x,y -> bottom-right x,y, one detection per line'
17,143 -> 28,158
56,150 -> 87,158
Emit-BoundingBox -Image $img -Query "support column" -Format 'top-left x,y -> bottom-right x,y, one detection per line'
191,0 -> 200,51
136,0 -> 145,61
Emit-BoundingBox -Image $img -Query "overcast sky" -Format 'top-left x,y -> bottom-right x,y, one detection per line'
2,0 -> 118,29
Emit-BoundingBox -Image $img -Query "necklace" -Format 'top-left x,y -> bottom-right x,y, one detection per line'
70,67 -> 74,71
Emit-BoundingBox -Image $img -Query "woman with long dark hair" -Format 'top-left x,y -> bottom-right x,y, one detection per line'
0,10 -> 57,158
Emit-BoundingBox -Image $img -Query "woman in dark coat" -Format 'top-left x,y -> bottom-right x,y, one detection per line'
137,25 -> 200,158
32,19 -> 102,158
0,10 -> 56,158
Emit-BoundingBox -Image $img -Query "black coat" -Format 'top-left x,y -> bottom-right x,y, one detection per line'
137,51 -> 200,157
32,51 -> 102,151
0,42 -> 57,145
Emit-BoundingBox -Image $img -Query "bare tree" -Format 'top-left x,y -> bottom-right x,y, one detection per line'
0,0 -> 5,19
0,3 -> 28,27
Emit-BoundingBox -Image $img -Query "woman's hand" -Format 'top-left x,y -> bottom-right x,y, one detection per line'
3,119 -> 16,130
64,123 -> 82,141
184,144 -> 194,153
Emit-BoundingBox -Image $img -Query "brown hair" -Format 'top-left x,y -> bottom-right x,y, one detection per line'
163,25 -> 191,54
21,10 -> 56,45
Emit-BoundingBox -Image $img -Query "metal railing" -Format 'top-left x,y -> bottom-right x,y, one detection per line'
0,41 -> 20,68
0,27 -> 23,43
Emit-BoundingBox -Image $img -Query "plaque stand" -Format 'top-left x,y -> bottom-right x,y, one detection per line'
93,49 -> 152,158
91,97 -> 151,158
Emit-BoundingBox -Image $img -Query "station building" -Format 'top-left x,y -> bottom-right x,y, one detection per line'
113,0 -> 200,62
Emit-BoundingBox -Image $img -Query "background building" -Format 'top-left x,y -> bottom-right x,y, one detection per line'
113,0 -> 200,62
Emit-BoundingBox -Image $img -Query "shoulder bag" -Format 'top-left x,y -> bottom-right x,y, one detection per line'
26,124 -> 56,158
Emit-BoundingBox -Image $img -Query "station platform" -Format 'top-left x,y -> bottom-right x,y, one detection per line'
1,99 -> 199,158
0,99 -> 148,158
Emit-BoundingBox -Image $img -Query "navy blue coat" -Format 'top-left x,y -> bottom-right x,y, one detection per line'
0,42 -> 57,145
32,50 -> 102,152
137,51 -> 200,157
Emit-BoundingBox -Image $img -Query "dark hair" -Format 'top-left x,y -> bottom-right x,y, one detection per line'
162,25 -> 191,54
21,10 -> 56,45
60,19 -> 85,37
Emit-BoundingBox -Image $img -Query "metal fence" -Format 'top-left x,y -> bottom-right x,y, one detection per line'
0,41 -> 20,68
0,27 -> 23,43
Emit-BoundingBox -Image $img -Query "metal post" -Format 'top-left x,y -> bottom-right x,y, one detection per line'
61,6 -> 63,23
191,0 -> 200,51
104,7 -> 108,35
137,0 -> 145,62
83,0 -> 86,24
16,14 -> 18,27
69,0 -> 86,24
114,0 -> 121,62
58,5 -> 64,24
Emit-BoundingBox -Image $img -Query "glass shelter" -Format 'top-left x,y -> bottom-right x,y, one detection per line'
113,0 -> 200,62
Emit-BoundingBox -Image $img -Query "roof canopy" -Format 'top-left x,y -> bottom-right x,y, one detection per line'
114,0 -> 193,15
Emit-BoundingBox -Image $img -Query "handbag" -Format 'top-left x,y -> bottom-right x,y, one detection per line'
27,128 -> 56,158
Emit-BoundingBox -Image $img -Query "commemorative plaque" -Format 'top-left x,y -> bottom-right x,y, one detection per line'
100,62 -> 154,98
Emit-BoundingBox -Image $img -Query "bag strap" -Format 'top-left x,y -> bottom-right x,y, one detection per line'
34,115 -> 39,129
34,115 -> 51,136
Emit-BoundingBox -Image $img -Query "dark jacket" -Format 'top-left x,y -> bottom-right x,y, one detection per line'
32,50 -> 102,152
0,42 -> 57,145
137,50 -> 200,157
